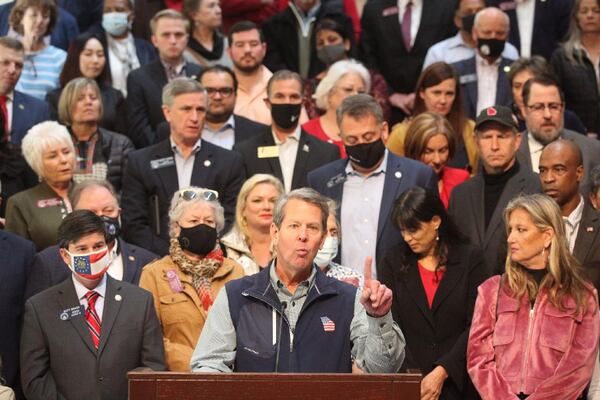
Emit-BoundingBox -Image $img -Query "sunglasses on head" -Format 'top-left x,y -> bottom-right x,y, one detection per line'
178,188 -> 219,202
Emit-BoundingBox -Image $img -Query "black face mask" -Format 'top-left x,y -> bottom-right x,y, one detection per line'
461,14 -> 475,35
316,43 -> 347,66
178,223 -> 217,256
477,38 -> 505,60
345,140 -> 386,169
102,216 -> 120,243
271,103 -> 302,129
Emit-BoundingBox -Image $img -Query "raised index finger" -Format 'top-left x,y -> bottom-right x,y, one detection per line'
363,256 -> 373,283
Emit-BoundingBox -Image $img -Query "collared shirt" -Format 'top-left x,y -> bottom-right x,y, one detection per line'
516,0 -> 536,58
189,263 -> 405,373
202,115 -> 235,150
235,65 -> 273,125
4,90 -> 13,134
270,262 -> 315,331
475,54 -> 501,116
107,32 -> 141,97
160,59 -> 186,82
72,273 -> 108,320
527,133 -> 545,173
398,0 -> 422,48
422,32 -> 519,69
107,240 -> 123,281
564,195 -> 584,253
288,1 -> 321,36
273,126 -> 301,193
170,137 -> 202,188
341,151 -> 388,278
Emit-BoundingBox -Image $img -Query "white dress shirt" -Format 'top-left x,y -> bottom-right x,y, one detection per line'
72,273 -> 107,320
171,137 -> 202,189
527,133 -> 545,173
4,90 -> 13,134
273,127 -> 300,193
475,54 -> 500,115
202,115 -> 235,150
107,240 -> 124,281
564,195 -> 584,253
516,0 -> 536,58
398,0 -> 422,48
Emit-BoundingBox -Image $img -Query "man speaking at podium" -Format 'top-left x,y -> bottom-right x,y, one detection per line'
190,188 -> 405,373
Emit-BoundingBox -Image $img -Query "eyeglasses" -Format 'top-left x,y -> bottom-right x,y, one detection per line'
526,102 -> 563,114
177,188 -> 219,201
205,87 -> 235,98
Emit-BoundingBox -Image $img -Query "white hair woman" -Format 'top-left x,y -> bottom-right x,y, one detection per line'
5,121 -> 75,250
301,59 -> 371,158
139,186 -> 244,371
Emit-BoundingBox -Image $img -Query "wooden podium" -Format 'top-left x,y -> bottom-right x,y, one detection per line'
128,372 -> 422,400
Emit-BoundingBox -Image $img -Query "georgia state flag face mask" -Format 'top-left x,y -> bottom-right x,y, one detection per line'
66,247 -> 112,281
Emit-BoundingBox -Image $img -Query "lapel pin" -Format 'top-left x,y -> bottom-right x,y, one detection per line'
128,255 -> 135,261
204,160 -> 211,167
394,171 -> 402,179
18,103 -> 24,110
587,227 -> 594,232
115,294 -> 122,302
303,144 -> 309,153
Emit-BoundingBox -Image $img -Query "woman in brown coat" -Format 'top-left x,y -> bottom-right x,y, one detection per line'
139,186 -> 244,371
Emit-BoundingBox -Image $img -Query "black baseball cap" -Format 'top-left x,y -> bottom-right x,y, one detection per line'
475,105 -> 518,131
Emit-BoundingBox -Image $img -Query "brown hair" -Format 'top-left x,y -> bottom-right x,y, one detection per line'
150,9 -> 190,35
9,0 -> 57,36
404,111 -> 457,161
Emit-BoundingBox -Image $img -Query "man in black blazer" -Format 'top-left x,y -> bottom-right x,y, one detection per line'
307,94 -> 438,277
449,106 -> 541,275
451,7 -> 515,119
486,0 -> 572,60
538,140 -> 600,290
233,70 -> 339,192
25,180 -> 157,299
126,9 -> 202,148
0,231 -> 35,399
20,211 -> 165,400
359,0 -> 457,123
122,78 -> 245,255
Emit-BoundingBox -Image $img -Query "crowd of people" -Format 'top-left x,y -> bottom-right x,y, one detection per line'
1,0 -> 600,399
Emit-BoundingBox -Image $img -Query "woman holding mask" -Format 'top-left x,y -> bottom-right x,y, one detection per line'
139,187 -> 244,371
468,194 -> 599,399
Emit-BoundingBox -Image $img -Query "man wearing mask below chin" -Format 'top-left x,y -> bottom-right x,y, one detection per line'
450,7 -> 516,120
422,0 -> 518,69
20,210 -> 165,400
99,0 -> 157,97
24,179 -> 158,300
307,94 -> 437,278
233,69 -> 340,193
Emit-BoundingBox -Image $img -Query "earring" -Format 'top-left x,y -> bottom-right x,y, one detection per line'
435,228 -> 439,241
541,247 -> 546,258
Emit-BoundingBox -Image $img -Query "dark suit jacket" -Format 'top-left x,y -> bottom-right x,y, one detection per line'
121,139 -> 244,255
378,243 -> 488,399
155,114 -> 268,145
57,0 -> 103,34
24,239 -> 157,300
517,129 -> 600,195
126,60 -> 202,148
20,275 -> 165,400
452,56 -> 515,120
307,152 -> 438,275
486,0 -> 572,60
448,163 -> 541,275
233,127 -> 340,190
0,231 -> 35,395
10,91 -> 50,145
574,202 -> 600,291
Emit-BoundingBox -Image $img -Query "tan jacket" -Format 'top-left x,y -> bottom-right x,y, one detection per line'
139,255 -> 244,371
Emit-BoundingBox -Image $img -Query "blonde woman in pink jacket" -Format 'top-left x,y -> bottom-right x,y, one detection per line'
467,194 -> 599,400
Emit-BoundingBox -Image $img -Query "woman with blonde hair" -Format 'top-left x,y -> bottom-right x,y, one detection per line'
221,174 -> 284,275
468,194 -> 599,399
403,112 -> 469,208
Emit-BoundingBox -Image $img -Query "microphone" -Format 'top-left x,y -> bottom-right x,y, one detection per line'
274,301 -> 288,372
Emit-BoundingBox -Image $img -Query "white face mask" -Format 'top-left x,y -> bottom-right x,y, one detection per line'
314,236 -> 339,267
66,247 -> 112,281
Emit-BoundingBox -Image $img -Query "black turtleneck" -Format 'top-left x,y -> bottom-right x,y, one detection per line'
188,33 -> 224,61
483,160 -> 520,228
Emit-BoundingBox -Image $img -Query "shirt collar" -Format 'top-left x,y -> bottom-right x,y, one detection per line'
205,114 -> 235,133
527,133 -> 545,153
170,137 -> 202,156
564,195 -> 585,228
272,124 -> 301,145
476,53 -> 502,67
3,90 -> 14,102
160,58 -> 186,75
269,259 -> 316,297
345,148 -> 388,176
399,0 -> 422,7
446,32 -> 466,49
72,273 -> 108,300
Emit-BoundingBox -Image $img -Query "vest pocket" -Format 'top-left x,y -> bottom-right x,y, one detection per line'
159,293 -> 189,324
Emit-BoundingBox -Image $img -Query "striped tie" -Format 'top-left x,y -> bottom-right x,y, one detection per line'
85,291 -> 102,349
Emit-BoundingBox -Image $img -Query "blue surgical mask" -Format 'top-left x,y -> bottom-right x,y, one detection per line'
314,236 -> 339,267
102,12 -> 130,37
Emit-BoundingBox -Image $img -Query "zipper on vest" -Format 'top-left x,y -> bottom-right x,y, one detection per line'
519,302 -> 537,394
289,327 -> 295,352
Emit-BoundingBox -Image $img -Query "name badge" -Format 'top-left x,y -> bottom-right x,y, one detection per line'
257,146 -> 279,159
382,6 -> 399,16
59,305 -> 85,321
150,157 -> 175,170
166,270 -> 184,293
37,198 -> 62,208
459,73 -> 477,85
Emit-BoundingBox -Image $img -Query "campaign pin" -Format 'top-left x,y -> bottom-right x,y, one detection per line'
128,256 -> 135,261
587,227 -> 594,232
115,294 -> 122,302
204,160 -> 211,167
395,171 -> 402,179
19,104 -> 24,110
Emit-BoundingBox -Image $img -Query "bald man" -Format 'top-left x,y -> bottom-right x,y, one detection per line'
450,7 -> 515,119
539,139 -> 600,290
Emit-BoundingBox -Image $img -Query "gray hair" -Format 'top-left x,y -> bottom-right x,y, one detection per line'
273,188 -> 328,232
58,77 -> 103,126
336,93 -> 383,127
162,77 -> 207,108
22,121 -> 75,178
266,69 -> 304,98
70,179 -> 119,209
168,186 -> 225,237
314,59 -> 371,110
473,7 -> 510,32
590,164 -> 600,196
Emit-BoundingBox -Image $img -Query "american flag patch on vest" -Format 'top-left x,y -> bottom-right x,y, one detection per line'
320,316 -> 335,332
